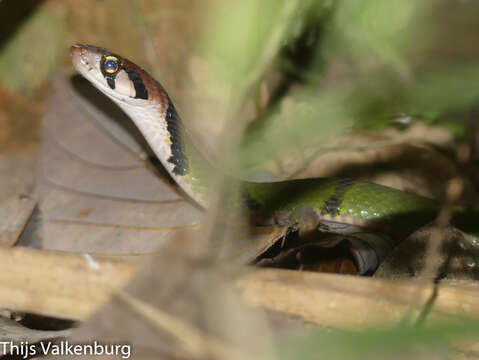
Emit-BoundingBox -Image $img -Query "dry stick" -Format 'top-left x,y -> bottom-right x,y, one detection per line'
2,247 -> 479,327
415,142 -> 474,324
0,247 -> 137,320
422,175 -> 465,278
414,174 -> 467,326
236,268 -> 479,329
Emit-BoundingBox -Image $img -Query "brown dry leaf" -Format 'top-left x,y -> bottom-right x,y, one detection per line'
375,225 -> 479,280
270,124 -> 461,201
38,74 -> 203,254
37,73 -> 286,260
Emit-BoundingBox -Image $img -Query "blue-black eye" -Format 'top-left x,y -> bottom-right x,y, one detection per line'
102,56 -> 119,74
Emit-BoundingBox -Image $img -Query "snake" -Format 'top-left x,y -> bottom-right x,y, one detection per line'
70,44 -> 478,274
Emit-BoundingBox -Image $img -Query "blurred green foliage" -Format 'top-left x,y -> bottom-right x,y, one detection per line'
0,7 -> 63,94
198,0 -> 479,171
277,317 -> 479,360
199,2 -> 479,357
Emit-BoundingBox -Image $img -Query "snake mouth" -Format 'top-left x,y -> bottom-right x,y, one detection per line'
70,44 -> 94,72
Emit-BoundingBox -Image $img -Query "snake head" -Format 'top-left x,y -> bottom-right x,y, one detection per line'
70,44 -> 166,107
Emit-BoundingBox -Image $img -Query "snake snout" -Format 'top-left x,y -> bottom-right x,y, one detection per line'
70,44 -> 84,59
70,44 -> 96,72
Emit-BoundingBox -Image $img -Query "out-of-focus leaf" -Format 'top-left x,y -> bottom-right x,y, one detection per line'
195,0 -> 313,137
405,63 -> 479,116
201,0 -> 297,86
325,1 -> 429,74
277,319 -> 479,360
235,0 -> 479,173
239,86 -> 354,171
0,8 -> 63,93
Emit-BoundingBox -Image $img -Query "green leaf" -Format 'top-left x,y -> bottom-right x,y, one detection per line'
0,8 -> 63,94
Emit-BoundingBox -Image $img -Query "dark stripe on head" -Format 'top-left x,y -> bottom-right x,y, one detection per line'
320,178 -> 355,216
123,67 -> 148,100
165,98 -> 190,175
106,76 -> 116,89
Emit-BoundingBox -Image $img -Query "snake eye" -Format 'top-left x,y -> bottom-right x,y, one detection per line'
102,56 -> 119,74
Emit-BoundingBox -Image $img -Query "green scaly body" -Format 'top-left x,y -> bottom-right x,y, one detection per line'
245,178 -> 438,235
183,124 -> 443,240
172,87 -> 476,246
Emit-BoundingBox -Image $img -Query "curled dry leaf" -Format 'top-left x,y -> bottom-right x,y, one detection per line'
37,74 -> 287,262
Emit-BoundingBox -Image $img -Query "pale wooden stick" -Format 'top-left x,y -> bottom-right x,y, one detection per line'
236,268 -> 479,329
0,246 -> 478,329
0,247 -> 137,320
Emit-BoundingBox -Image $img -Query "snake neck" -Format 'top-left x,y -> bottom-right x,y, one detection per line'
116,98 -> 213,207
